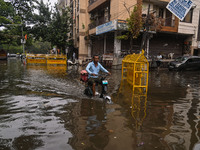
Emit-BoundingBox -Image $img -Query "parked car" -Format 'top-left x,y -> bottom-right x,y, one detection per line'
7,53 -> 17,57
168,56 -> 200,71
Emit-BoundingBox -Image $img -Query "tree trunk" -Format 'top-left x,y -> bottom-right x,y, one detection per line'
130,37 -> 133,52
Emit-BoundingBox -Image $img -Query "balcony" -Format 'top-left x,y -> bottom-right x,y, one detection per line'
89,17 -> 108,30
89,0 -> 97,5
143,0 -> 170,4
88,0 -> 109,12
159,17 -> 179,33
143,15 -> 179,33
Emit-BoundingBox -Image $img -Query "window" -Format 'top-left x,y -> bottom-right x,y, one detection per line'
187,59 -> 193,63
159,8 -> 164,18
198,12 -> 200,41
182,9 -> 193,23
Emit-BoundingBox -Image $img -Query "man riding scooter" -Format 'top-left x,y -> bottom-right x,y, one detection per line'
86,55 -> 111,96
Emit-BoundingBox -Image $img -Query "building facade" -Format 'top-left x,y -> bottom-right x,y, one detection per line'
58,0 -> 200,61
143,0 -> 200,58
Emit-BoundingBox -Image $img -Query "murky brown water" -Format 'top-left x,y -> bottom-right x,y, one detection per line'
0,58 -> 200,150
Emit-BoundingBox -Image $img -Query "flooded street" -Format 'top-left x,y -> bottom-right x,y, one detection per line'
1,58 -> 200,150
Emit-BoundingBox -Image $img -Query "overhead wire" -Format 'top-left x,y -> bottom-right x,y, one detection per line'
111,2 -> 138,20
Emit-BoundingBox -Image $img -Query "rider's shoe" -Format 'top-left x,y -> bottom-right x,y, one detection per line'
95,92 -> 100,96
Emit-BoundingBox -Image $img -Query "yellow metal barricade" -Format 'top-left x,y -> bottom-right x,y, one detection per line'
122,50 -> 149,94
46,54 -> 67,65
26,54 -> 47,64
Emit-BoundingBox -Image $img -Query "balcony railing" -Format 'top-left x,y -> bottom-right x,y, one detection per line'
143,16 -> 178,32
88,0 -> 109,12
89,16 -> 110,30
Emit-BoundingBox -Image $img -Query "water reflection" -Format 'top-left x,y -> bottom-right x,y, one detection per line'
131,94 -> 147,130
111,71 -> 200,149
148,71 -> 200,150
113,80 -> 148,147
47,65 -> 67,76
0,59 -> 78,149
26,65 -> 67,76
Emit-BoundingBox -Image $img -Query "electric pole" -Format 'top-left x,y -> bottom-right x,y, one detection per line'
140,0 -> 151,58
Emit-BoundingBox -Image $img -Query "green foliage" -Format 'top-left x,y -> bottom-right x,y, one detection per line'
127,6 -> 143,39
116,34 -> 129,40
0,0 -> 31,52
31,0 -> 52,41
118,5 -> 143,40
49,6 -> 72,52
82,23 -> 85,29
10,0 -> 36,23
2,44 -> 22,53
0,0 -> 14,26
0,0 -> 73,54
31,2 -> 72,53
26,40 -> 51,54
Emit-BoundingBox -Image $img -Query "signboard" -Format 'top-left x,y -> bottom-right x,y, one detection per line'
117,20 -> 128,30
96,20 -> 117,35
21,39 -> 26,44
166,0 -> 194,21
96,20 -> 128,35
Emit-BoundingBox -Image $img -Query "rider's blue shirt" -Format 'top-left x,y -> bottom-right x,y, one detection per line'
86,62 -> 108,78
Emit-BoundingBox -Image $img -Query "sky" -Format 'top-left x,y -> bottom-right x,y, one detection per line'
33,0 -> 58,14
42,0 -> 58,9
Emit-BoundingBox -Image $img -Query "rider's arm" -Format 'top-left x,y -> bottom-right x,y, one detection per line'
86,63 -> 92,74
99,63 -> 109,73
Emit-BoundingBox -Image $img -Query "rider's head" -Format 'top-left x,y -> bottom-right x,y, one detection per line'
93,55 -> 99,64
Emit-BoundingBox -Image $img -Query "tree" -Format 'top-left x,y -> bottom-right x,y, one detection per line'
49,6 -> 72,53
26,40 -> 51,54
10,0 -> 36,24
31,1 -> 72,53
1,0 -> 73,54
0,0 -> 20,49
118,0 -> 143,51
31,0 -> 52,41
0,0 -> 14,26
0,0 -> 35,52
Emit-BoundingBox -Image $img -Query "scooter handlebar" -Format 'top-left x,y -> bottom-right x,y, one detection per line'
98,73 -> 109,78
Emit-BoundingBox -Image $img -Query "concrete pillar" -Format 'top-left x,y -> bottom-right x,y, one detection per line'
88,42 -> 92,58
104,34 -> 107,54
114,31 -> 121,57
112,31 -> 122,69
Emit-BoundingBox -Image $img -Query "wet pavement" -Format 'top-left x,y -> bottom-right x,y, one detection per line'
0,58 -> 200,150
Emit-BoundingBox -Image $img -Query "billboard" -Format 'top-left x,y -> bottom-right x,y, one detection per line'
166,0 -> 194,21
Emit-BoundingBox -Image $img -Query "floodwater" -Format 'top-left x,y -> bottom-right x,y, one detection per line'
0,58 -> 200,150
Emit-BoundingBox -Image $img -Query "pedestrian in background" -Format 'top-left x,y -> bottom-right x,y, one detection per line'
156,53 -> 162,73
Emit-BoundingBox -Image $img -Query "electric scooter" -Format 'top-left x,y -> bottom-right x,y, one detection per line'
83,73 -> 111,102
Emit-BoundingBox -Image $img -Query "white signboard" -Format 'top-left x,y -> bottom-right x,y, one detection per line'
166,0 -> 193,21
96,20 -> 117,35
21,39 -> 26,44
